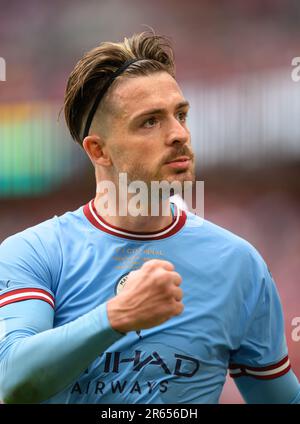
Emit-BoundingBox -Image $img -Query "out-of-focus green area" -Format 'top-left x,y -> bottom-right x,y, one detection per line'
0,102 -> 86,196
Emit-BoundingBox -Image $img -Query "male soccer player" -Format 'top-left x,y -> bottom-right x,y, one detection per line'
0,32 -> 299,404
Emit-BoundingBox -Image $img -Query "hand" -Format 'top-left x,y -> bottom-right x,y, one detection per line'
107,259 -> 183,333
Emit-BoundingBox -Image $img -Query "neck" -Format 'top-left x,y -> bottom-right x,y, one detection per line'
94,193 -> 173,233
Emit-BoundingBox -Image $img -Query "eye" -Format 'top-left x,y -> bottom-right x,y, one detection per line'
177,111 -> 188,123
142,117 -> 158,128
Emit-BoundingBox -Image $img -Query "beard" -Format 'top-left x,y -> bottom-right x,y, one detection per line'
112,147 -> 196,188
107,146 -> 196,212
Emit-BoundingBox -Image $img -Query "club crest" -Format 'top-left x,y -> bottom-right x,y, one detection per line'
115,272 -> 130,295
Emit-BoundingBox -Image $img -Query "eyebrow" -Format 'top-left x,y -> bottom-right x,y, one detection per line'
130,100 -> 190,122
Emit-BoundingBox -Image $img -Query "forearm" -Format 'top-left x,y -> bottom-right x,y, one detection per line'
0,302 -> 124,404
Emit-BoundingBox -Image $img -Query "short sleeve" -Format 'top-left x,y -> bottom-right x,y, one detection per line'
0,221 -> 61,310
229,256 -> 290,380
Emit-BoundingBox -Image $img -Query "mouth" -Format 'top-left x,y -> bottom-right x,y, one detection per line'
165,156 -> 191,170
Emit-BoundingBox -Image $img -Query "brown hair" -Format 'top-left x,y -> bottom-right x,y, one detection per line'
64,31 -> 175,145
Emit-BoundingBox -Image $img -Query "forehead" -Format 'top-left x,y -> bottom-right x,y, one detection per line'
110,72 -> 186,118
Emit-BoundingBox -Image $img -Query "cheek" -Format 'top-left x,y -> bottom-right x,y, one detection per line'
110,147 -> 141,174
109,135 -> 161,172
109,143 -> 129,164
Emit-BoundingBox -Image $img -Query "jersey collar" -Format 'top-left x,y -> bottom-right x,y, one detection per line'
83,199 -> 186,241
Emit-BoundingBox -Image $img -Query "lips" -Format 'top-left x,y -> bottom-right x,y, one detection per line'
165,156 -> 191,170
166,156 -> 191,164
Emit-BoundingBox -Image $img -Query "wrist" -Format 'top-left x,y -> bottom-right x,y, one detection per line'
106,298 -> 130,334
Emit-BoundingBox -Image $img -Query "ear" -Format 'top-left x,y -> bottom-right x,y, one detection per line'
82,135 -> 112,166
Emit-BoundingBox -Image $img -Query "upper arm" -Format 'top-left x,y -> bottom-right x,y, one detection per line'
0,224 -> 60,314
229,250 -> 300,403
0,227 -> 57,398
0,222 -> 61,287
234,370 -> 300,404
0,229 -> 57,333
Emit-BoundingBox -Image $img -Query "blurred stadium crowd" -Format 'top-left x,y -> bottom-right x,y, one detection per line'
0,0 -> 299,403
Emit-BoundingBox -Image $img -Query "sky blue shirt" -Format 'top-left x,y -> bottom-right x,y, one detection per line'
0,200 -> 299,404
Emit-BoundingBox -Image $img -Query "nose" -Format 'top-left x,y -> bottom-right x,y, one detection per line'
165,116 -> 190,147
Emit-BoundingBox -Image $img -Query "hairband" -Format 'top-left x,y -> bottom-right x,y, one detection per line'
82,58 -> 141,140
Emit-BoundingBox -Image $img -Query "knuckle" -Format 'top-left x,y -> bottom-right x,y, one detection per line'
165,261 -> 175,271
153,269 -> 168,284
173,272 -> 182,284
128,270 -> 137,278
165,284 -> 175,297
175,287 -> 183,300
174,301 -> 184,315
143,259 -> 161,270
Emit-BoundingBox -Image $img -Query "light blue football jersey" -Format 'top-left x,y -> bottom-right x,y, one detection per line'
0,200 -> 290,403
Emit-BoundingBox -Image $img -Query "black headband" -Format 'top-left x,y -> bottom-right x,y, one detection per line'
82,58 -> 141,140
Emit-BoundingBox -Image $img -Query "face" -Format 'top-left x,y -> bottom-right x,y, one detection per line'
98,71 -> 195,187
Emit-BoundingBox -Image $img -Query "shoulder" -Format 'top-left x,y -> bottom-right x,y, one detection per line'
186,211 -> 260,254
0,205 -> 85,278
185,211 -> 269,282
0,217 -> 58,256
1,205 -> 84,250
0,205 -> 84,291
190,215 -> 278,316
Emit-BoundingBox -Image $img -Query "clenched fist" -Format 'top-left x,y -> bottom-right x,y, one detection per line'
107,259 -> 184,333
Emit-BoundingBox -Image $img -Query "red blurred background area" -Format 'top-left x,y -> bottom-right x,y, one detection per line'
0,0 -> 299,403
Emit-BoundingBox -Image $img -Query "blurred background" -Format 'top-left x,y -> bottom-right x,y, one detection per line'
0,0 -> 299,403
